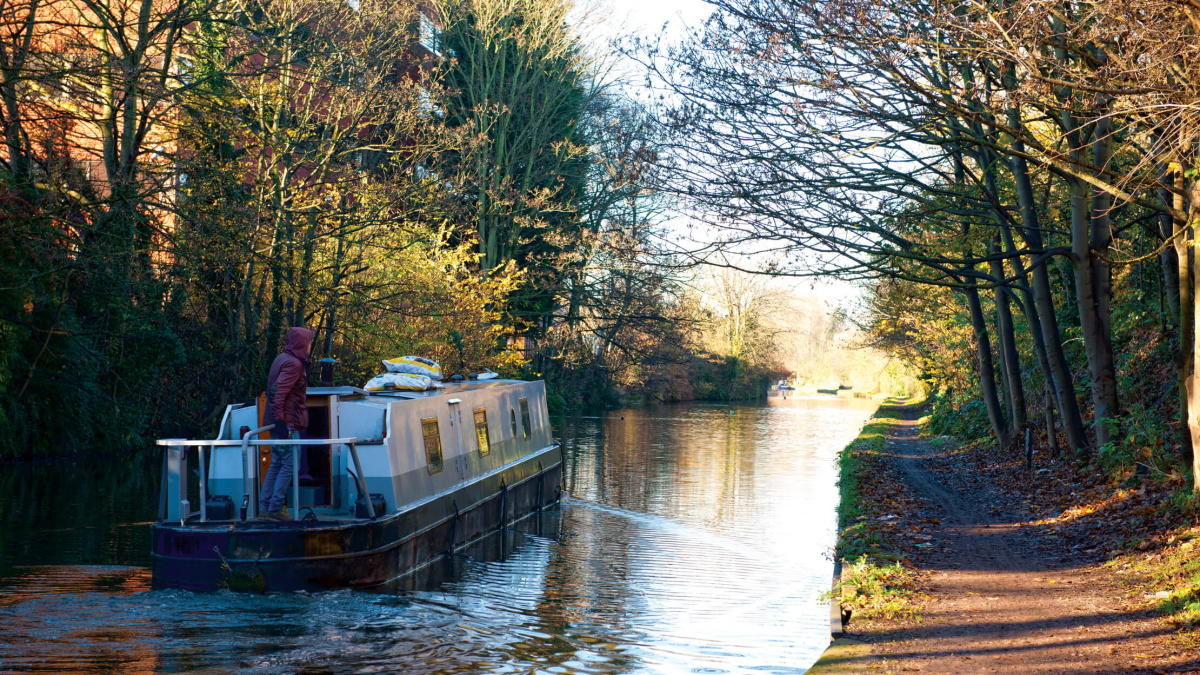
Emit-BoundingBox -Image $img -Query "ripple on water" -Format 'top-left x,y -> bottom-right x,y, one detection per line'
0,401 -> 877,675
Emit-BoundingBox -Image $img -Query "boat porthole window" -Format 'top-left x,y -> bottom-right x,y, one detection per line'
421,416 -> 443,474
474,407 -> 491,457
519,398 -> 531,439
510,408 -> 518,438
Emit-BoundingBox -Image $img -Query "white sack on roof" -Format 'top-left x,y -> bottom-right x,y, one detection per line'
382,356 -> 442,380
364,373 -> 440,392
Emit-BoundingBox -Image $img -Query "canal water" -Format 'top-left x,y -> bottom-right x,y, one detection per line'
0,399 -> 876,674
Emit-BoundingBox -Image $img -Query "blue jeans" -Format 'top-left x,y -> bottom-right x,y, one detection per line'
260,430 -> 299,513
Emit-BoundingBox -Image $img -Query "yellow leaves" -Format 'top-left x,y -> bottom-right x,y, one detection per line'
1063,504 -> 1098,518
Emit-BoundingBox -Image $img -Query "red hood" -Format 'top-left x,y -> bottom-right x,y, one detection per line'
284,327 -> 315,364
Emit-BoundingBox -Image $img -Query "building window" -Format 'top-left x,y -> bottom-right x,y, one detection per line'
507,335 -> 535,360
519,398 -> 531,439
474,407 -> 491,457
419,14 -> 442,56
421,416 -> 443,474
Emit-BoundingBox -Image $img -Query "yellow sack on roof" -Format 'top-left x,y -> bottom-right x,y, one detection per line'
364,373 -> 440,392
382,356 -> 442,381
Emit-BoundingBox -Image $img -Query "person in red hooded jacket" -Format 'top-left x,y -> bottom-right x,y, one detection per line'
260,327 -> 315,520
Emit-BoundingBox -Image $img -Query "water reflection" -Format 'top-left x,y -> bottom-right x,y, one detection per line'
0,455 -> 158,574
0,399 -> 876,674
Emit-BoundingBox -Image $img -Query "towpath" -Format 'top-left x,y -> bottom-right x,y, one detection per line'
812,406 -> 1200,675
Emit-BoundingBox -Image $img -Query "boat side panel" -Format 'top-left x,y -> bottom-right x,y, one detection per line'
483,380 -> 552,469
207,405 -> 262,506
215,404 -> 244,441
151,448 -> 562,592
338,400 -> 387,443
229,406 -> 259,440
200,382 -> 551,520
384,381 -> 552,506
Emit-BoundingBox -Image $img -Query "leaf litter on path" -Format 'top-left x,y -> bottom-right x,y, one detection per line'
835,402 -> 1200,674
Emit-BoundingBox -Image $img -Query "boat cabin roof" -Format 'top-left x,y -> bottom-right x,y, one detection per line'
307,379 -> 532,402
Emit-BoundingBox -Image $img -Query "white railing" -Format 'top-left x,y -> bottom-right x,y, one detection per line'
155,430 -> 374,524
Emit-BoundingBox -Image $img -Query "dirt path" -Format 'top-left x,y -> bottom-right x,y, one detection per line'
844,409 -> 1200,675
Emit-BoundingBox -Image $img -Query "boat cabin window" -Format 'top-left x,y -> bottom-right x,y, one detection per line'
421,416 -> 444,474
519,398 -> 531,439
510,408 -> 518,438
474,407 -> 491,456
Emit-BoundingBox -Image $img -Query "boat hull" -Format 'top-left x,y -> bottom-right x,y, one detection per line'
151,445 -> 563,592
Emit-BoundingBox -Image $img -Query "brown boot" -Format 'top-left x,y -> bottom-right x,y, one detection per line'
263,508 -> 292,521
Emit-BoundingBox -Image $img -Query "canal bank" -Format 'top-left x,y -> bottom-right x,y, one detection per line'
810,400 -> 1200,674
807,400 -> 916,675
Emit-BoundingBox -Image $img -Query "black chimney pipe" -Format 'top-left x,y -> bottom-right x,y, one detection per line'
318,358 -> 338,386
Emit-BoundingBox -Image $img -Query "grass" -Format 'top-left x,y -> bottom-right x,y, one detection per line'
827,558 -> 923,621
835,424 -> 880,560
836,401 -> 906,545
1105,518 -> 1200,639
1159,586 -> 1200,629
1119,529 -> 1200,629
832,397 -> 925,621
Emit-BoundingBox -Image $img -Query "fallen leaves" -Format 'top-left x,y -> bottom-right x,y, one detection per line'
839,401 -> 1200,671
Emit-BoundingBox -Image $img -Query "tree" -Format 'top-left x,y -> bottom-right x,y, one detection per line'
173,0 -> 467,416
437,0 -> 591,327
0,0 -> 216,453
650,0 -> 1200,489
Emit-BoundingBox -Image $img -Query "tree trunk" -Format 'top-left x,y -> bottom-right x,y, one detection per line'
1062,105 -> 1116,455
293,211 -> 319,327
1087,111 -> 1120,448
964,284 -> 1011,449
265,206 -> 288,361
990,241 -> 1027,431
1043,379 -> 1059,457
1157,169 -> 1181,320
1006,133 -> 1089,455
1187,196 -> 1200,495
1174,162 -> 1196,477
999,226 -> 1061,457
1070,171 -> 1113,453
320,234 -> 346,360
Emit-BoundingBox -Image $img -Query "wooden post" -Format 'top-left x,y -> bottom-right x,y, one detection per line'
1025,428 -> 1033,471
200,446 -> 207,523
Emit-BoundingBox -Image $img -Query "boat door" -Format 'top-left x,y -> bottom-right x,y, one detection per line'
252,389 -> 342,509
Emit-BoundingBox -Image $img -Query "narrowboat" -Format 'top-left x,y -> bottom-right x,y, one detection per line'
151,378 -> 563,592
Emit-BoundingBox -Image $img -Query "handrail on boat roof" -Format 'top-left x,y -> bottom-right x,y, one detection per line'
155,437 -> 359,447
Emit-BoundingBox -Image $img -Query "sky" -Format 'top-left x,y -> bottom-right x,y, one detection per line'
595,0 -> 713,43
585,0 -> 869,310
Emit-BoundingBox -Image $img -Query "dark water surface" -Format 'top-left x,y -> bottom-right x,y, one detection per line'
0,399 -> 876,674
